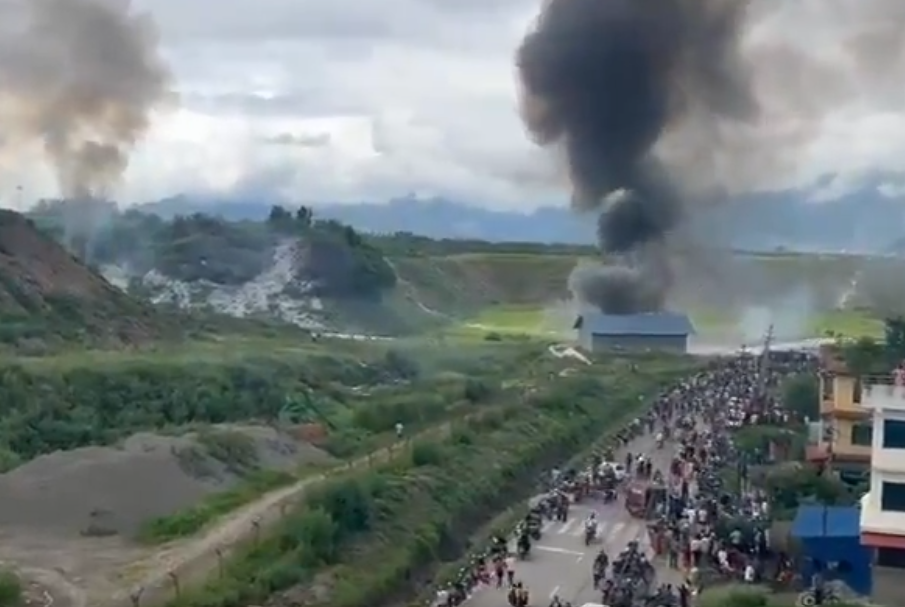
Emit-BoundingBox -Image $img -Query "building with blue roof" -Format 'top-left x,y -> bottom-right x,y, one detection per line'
573,311 -> 695,353
791,505 -> 872,596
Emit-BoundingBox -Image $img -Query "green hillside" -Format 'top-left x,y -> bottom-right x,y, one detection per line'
386,248 -> 890,340
23,201 -> 896,341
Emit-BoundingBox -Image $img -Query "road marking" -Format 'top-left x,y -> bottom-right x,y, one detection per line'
549,585 -> 560,599
535,545 -> 585,556
559,518 -> 577,535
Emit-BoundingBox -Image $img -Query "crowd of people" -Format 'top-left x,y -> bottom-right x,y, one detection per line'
431,349 -> 816,607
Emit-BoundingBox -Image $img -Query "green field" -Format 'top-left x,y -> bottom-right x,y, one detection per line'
444,304 -> 885,342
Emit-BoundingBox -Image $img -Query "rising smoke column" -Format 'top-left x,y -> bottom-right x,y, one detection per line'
516,0 -> 756,315
0,0 -> 172,206
516,0 -> 905,316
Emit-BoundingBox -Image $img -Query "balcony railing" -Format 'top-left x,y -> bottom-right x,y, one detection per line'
864,383 -> 905,405
864,374 -> 899,386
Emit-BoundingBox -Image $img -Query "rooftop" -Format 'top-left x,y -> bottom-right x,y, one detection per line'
574,311 -> 696,337
819,344 -> 850,375
791,505 -> 861,539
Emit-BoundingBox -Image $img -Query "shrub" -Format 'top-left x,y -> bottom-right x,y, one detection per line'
0,569 -> 22,607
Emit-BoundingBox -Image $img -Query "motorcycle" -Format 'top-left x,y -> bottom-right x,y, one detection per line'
517,534 -> 531,559
584,523 -> 596,546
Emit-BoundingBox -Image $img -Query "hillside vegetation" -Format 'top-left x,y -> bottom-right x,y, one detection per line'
0,336 -> 586,607
0,210 -> 175,351
162,354 -> 696,607
32,200 -> 396,300
0,338 -> 544,472
24,200 -> 901,339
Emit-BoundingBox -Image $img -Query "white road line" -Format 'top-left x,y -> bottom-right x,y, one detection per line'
549,585 -> 560,599
559,518 -> 577,535
541,520 -> 556,534
535,545 -> 586,556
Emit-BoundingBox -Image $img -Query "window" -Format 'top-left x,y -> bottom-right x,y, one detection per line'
880,481 -> 905,512
878,547 -> 905,569
851,423 -> 873,446
822,376 -> 834,400
883,420 -> 905,449
854,377 -> 863,404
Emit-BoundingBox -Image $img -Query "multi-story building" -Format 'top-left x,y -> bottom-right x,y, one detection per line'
861,375 -> 905,558
809,346 -> 872,479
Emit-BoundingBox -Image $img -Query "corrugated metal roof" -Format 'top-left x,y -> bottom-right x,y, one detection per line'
791,505 -> 861,539
578,312 -> 696,336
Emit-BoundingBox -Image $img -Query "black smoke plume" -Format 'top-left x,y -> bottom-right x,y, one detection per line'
517,0 -> 905,317
517,0 -> 755,315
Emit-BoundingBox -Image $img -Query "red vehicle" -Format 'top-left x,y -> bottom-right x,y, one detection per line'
625,480 -> 666,519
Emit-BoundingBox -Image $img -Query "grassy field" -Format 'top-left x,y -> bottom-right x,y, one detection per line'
390,249 -> 905,332
444,304 -> 885,342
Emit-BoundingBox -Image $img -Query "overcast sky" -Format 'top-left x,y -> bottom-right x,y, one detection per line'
3,0 -> 905,209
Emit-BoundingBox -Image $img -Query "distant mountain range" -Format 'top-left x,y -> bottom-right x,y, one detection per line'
137,176 -> 905,254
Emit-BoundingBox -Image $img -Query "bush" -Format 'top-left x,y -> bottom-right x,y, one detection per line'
285,508 -> 338,566
0,350 -> 495,468
698,586 -> 768,607
782,374 -> 819,420
410,442 -> 444,467
0,569 -> 22,607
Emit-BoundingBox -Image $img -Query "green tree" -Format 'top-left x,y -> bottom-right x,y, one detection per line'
840,336 -> 888,375
267,205 -> 294,233
782,374 -> 819,420
885,316 -> 905,362
294,206 -> 313,230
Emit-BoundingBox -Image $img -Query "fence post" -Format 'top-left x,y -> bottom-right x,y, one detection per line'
130,587 -> 144,607
167,571 -> 180,598
252,517 -> 262,544
215,547 -> 225,578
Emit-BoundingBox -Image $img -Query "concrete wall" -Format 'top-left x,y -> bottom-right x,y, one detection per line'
587,333 -> 687,353
821,375 -> 863,414
862,475 -> 905,535
831,417 -> 873,461
871,408 -> 905,474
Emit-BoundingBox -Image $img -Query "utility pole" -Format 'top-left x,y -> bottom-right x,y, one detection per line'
756,323 -> 774,407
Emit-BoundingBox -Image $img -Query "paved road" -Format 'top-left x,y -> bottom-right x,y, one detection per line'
469,422 -> 685,607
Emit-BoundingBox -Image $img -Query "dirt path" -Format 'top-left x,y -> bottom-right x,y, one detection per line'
384,258 -> 449,318
19,566 -> 86,607
97,422 -> 466,607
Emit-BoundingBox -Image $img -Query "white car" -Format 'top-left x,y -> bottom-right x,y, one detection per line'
599,462 -> 627,481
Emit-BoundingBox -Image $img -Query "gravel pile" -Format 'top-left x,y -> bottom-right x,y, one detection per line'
0,425 -> 334,539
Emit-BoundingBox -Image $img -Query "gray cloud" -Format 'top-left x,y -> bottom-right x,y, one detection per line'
260,132 -> 331,147
180,91 -> 369,118
6,0 -> 905,211
135,0 -> 519,52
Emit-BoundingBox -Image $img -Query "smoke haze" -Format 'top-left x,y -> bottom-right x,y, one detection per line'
516,0 -> 905,315
0,0 -> 173,202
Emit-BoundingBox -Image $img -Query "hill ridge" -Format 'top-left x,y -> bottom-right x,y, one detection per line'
0,209 -> 165,350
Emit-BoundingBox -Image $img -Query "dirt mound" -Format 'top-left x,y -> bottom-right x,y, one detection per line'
0,209 -> 164,349
0,425 -> 334,539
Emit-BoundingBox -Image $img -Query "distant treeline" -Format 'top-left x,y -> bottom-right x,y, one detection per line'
367,232 -> 596,257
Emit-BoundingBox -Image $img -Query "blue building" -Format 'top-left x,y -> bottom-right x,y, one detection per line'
791,505 -> 872,596
573,311 -> 695,353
